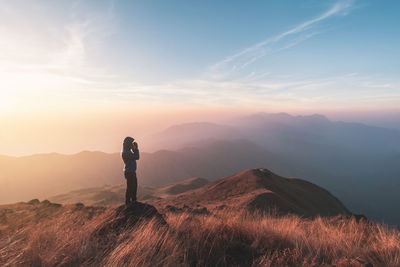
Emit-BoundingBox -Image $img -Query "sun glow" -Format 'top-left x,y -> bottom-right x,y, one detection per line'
0,91 -> 16,112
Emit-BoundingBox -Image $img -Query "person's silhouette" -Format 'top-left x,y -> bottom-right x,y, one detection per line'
122,136 -> 140,205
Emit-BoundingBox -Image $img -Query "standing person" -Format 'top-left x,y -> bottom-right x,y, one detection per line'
122,136 -> 140,205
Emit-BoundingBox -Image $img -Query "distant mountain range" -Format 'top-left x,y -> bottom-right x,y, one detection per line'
144,113 -> 400,224
0,113 -> 399,225
0,139 -> 286,203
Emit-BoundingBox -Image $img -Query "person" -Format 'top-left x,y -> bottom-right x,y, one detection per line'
122,136 -> 140,205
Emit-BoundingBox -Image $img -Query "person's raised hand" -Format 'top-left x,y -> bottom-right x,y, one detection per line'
133,142 -> 138,150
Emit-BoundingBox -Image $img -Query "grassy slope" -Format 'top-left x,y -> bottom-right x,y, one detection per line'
1,201 -> 399,266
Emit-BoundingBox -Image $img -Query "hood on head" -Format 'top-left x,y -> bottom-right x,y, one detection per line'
123,136 -> 135,150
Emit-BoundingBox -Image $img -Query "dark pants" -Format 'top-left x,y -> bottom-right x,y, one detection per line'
124,171 -> 137,204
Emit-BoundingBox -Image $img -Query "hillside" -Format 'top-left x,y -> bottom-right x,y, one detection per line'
49,177 -> 209,205
149,168 -> 350,217
1,199 -> 398,266
1,169 -> 397,266
155,177 -> 209,196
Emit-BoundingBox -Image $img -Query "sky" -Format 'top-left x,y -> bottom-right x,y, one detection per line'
0,0 -> 399,155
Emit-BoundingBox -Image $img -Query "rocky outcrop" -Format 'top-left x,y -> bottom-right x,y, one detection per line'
92,202 -> 166,238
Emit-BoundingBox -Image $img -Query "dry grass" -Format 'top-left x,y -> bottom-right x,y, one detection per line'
1,204 -> 399,267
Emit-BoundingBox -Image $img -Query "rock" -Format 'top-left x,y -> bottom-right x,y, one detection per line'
28,199 -> 40,205
93,202 -> 167,237
40,199 -> 61,208
115,202 -> 166,226
75,202 -> 85,208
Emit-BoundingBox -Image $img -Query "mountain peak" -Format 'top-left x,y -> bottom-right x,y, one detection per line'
149,168 -> 350,217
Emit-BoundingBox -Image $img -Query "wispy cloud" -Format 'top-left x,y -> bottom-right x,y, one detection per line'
100,72 -> 399,109
3,0 -> 398,113
209,0 -> 356,80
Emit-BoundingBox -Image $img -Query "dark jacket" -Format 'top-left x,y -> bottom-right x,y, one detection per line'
122,145 -> 140,173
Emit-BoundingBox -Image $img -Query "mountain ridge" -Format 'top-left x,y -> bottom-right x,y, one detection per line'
148,168 -> 350,217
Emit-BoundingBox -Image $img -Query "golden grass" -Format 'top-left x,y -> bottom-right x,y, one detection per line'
1,205 -> 399,267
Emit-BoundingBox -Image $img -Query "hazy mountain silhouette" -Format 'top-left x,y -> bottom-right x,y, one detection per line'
142,113 -> 400,225
0,139 -> 281,202
146,122 -> 241,152
148,113 -> 400,160
1,113 -> 399,225
0,151 -> 122,203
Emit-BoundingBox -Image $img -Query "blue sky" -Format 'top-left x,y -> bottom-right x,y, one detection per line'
1,0 -> 399,112
1,0 -> 400,155
106,0 -> 399,81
